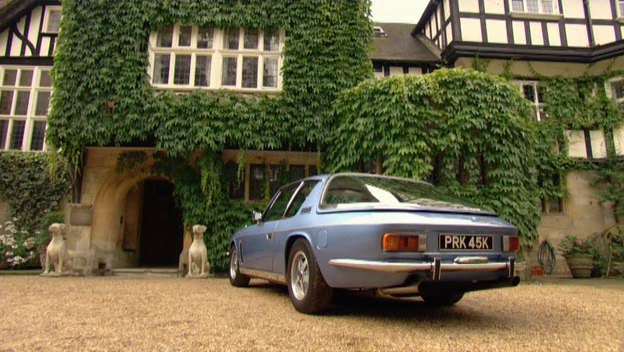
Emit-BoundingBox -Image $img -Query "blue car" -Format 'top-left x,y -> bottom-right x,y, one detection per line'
228,173 -> 520,314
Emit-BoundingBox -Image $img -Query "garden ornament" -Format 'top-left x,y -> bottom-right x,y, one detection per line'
41,223 -> 73,276
187,225 -> 210,278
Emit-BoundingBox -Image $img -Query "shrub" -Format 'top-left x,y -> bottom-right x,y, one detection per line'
0,220 -> 38,269
559,235 -> 593,256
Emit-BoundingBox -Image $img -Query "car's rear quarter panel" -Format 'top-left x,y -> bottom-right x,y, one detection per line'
309,211 -> 517,288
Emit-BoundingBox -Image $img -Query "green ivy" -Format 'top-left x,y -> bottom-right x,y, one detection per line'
0,152 -> 71,235
326,69 -> 542,245
151,152 -> 263,270
48,0 -> 373,155
47,0 -> 372,271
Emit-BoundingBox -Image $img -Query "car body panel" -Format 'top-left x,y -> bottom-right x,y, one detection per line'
231,173 -> 519,291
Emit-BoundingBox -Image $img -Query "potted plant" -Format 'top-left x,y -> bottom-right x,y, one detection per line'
560,235 -> 593,278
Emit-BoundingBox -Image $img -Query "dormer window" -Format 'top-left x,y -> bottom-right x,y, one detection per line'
149,25 -> 283,91
510,0 -> 557,15
374,26 -> 387,38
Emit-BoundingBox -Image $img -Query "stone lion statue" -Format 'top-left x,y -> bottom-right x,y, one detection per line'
186,225 -> 210,279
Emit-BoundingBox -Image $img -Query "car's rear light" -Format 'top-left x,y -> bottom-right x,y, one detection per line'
382,234 -> 426,252
503,236 -> 520,252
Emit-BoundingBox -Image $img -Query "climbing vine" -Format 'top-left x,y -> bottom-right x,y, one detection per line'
326,69 -> 542,245
0,152 -> 71,235
48,0 -> 373,156
46,0 -> 372,270
326,67 -> 624,245
41,0 -> 624,268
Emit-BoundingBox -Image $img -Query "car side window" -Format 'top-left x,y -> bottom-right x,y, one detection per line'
264,183 -> 300,222
285,181 -> 319,218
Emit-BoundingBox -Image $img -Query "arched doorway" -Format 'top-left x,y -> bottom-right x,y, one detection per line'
138,179 -> 183,266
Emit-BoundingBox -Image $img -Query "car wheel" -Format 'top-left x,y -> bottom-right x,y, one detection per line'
421,292 -> 464,306
229,245 -> 250,287
287,239 -> 333,314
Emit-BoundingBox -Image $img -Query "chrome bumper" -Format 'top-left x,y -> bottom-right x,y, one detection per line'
328,256 -> 515,280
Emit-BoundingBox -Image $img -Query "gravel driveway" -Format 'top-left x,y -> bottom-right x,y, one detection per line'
0,276 -> 623,352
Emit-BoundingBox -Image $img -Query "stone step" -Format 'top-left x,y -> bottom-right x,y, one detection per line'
112,267 -> 180,278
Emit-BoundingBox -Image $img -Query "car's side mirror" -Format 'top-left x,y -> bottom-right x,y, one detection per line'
252,211 -> 263,223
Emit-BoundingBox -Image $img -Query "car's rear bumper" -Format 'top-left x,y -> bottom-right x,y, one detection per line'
328,256 -> 515,281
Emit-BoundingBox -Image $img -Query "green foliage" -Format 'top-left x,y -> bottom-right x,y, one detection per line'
559,235 -> 593,256
48,0 -> 373,155
37,211 -> 65,246
115,151 -> 148,174
541,76 -> 621,131
0,220 -> 39,269
0,152 -> 70,234
46,0 -> 372,271
326,69 -> 541,245
537,75 -> 624,221
152,152 -> 263,271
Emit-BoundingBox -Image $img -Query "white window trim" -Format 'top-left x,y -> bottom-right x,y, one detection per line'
42,6 -> 62,34
148,25 -> 284,92
606,76 -> 624,104
508,0 -> 562,20
617,0 -> 624,20
516,80 -> 546,122
0,66 -> 52,152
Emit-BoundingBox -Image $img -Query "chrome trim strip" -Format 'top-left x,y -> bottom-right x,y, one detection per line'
329,259 -> 434,273
240,268 -> 287,285
328,258 -> 509,274
454,256 -> 489,264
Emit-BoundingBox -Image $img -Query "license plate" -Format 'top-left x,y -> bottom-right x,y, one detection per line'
439,234 -> 493,251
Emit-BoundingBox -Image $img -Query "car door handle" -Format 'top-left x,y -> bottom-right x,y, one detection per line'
266,233 -> 273,240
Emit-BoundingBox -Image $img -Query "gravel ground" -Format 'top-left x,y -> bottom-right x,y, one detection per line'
0,276 -> 623,352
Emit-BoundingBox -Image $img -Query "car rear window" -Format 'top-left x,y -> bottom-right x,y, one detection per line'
320,175 -> 489,213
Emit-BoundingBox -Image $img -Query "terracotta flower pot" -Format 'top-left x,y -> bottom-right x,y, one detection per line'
564,255 -> 593,278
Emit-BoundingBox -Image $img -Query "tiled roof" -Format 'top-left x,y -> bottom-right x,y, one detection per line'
372,22 -> 441,63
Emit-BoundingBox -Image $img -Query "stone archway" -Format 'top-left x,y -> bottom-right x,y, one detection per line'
89,170 -> 183,269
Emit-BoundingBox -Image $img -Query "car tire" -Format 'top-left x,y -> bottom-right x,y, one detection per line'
421,292 -> 464,306
287,239 -> 333,314
229,245 -> 250,287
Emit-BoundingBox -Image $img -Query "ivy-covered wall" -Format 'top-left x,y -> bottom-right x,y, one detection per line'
48,0 -> 373,157
46,0 -> 373,270
0,152 -> 70,233
469,59 -> 624,223
325,69 -> 542,244
38,0 -> 622,271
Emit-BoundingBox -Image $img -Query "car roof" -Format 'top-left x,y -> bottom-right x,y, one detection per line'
301,173 -> 433,186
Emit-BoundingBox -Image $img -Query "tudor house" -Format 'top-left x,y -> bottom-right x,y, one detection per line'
0,0 -> 621,274
376,0 -> 624,272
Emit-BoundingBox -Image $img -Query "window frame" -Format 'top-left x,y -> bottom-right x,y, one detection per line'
508,0 -> 561,18
42,6 -> 62,34
148,25 -> 284,92
0,66 -> 52,152
606,76 -> 624,105
542,196 -> 564,214
516,80 -> 546,122
618,0 -> 624,19
244,162 -> 319,203
261,181 -> 303,222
